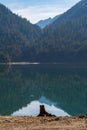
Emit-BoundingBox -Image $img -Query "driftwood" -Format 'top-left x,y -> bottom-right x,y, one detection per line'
38,105 -> 55,117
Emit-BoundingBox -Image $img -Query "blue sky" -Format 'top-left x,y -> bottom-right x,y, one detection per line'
0,0 -> 81,23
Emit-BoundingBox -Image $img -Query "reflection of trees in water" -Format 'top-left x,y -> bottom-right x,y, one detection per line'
0,52 -> 11,63
0,52 -> 11,75
0,64 -> 11,75
0,64 -> 87,116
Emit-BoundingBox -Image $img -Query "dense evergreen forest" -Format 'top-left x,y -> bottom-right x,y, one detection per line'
0,4 -> 41,62
0,0 -> 87,62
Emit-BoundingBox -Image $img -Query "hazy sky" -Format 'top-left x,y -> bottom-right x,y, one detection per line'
0,0 -> 81,23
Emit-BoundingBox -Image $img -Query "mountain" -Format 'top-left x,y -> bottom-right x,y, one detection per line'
0,3 -> 41,62
37,0 -> 87,62
0,0 -> 87,63
36,15 -> 60,28
47,0 -> 87,28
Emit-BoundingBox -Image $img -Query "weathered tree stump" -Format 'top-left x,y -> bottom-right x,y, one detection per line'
38,105 -> 55,117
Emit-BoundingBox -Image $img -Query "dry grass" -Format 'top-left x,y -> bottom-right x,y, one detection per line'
0,116 -> 87,130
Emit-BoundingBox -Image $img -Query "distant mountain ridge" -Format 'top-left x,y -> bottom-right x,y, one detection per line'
36,15 -> 60,28
47,0 -> 87,28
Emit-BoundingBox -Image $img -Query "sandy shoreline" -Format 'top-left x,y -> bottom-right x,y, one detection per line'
0,116 -> 87,130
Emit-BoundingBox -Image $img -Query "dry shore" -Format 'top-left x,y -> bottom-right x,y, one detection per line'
0,116 -> 87,130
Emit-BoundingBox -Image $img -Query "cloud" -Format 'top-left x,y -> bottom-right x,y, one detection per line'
5,0 -> 80,24
12,4 -> 69,23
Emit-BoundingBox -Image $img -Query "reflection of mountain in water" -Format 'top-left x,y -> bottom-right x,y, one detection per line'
12,97 -> 69,117
39,96 -> 55,106
0,64 -> 87,116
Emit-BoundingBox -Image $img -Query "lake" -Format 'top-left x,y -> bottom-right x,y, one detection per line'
0,63 -> 87,116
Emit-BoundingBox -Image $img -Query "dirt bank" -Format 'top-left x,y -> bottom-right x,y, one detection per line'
0,116 -> 87,130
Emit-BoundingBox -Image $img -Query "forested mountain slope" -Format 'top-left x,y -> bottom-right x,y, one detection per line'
38,0 -> 87,62
0,0 -> 87,62
0,3 -> 41,62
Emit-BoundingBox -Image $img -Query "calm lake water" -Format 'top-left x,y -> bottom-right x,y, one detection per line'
0,64 -> 87,116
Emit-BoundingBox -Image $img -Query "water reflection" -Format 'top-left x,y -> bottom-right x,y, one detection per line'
12,99 -> 69,116
0,64 -> 11,75
0,64 -> 87,116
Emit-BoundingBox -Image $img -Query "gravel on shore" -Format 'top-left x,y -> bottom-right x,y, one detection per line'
0,116 -> 87,130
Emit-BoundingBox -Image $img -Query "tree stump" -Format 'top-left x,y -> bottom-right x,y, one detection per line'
38,105 -> 55,117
